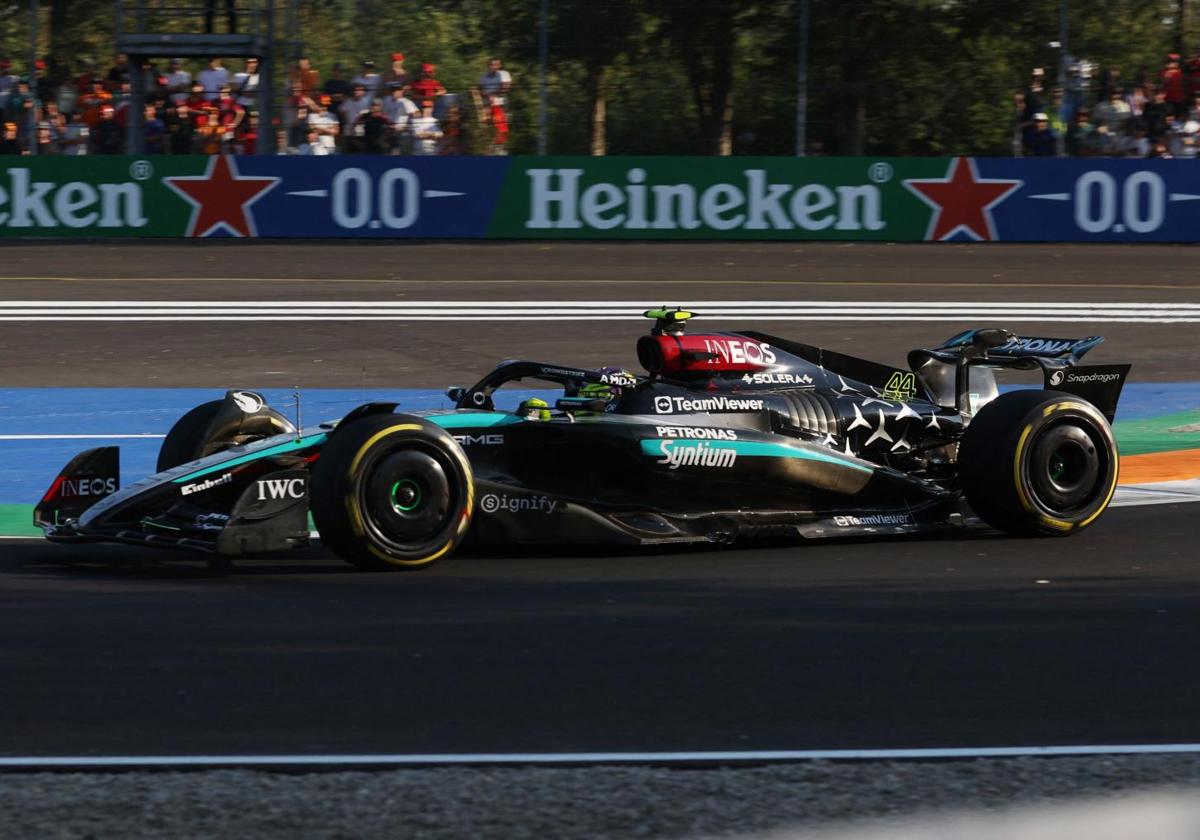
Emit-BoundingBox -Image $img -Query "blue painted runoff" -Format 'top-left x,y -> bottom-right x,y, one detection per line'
0,388 -> 544,505
2,382 -> 1198,505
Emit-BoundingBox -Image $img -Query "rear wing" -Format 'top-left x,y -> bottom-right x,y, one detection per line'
915,330 -> 1129,422
939,330 -> 1104,362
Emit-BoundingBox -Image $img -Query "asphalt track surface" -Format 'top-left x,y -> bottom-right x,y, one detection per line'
2,242 -> 1198,760
1,241 -> 1199,385
3,503 -> 1198,757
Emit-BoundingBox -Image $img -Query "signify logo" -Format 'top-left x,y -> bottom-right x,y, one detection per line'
525,168 -> 887,232
0,169 -> 148,229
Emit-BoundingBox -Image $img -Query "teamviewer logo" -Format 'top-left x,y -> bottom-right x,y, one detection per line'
654,396 -> 673,414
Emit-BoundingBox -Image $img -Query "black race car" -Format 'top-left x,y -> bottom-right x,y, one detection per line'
35,309 -> 1130,571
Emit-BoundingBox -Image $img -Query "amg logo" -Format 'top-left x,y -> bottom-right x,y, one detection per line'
654,426 -> 738,440
655,440 -> 738,470
256,478 -> 305,501
454,434 -> 504,446
833,513 -> 913,527
180,472 -> 233,496
654,395 -> 765,414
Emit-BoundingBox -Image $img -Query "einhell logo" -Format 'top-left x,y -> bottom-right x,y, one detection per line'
525,168 -> 886,233
0,169 -> 147,229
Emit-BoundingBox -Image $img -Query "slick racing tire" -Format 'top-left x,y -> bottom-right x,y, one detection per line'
310,414 -> 474,571
958,390 -> 1118,537
157,399 -> 295,472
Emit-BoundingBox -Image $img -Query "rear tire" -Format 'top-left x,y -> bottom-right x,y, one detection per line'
310,414 -> 474,570
958,390 -> 1118,536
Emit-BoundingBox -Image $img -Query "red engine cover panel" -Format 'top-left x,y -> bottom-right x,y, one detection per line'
647,334 -> 779,374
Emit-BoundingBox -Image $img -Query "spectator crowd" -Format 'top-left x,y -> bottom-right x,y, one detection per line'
0,51 -> 513,156
1015,52 -> 1200,157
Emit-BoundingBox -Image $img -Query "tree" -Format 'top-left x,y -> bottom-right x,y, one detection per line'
649,0 -> 741,155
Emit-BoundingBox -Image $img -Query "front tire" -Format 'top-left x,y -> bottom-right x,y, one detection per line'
958,390 -> 1118,536
157,399 -> 294,472
310,414 -> 474,570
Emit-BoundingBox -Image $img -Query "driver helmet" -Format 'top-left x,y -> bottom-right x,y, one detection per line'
576,367 -> 634,414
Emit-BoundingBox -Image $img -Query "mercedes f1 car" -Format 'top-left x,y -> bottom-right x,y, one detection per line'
35,309 -> 1130,571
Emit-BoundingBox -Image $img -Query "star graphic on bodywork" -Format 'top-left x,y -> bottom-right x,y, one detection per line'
864,409 -> 894,446
848,403 -> 871,432
836,376 -> 862,398
894,403 -> 918,421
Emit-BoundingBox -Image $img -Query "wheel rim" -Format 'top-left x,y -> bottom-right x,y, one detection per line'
1028,421 -> 1104,514
390,478 -> 423,513
359,445 -> 459,554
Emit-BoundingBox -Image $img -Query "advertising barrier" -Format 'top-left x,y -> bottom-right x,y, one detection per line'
2,155 -> 1200,242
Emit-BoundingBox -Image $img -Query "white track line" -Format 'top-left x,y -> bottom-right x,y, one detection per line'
5,317 -> 1199,323
2,298 -> 1200,304
4,744 -> 1200,769
1,300 -> 1197,322
0,434 -> 165,440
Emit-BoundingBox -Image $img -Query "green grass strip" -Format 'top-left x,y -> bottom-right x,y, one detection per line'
1114,410 -> 1200,456
0,505 -> 39,538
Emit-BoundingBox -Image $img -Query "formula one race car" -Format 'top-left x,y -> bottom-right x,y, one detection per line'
35,309 -> 1131,571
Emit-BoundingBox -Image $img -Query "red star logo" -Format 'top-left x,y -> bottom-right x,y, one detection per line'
164,155 -> 279,238
902,157 -> 1021,242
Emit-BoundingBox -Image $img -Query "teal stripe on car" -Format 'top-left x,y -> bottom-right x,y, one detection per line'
172,434 -> 328,483
639,438 -> 874,473
425,412 -> 524,429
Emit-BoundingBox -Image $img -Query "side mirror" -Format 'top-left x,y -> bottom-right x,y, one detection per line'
445,387 -> 466,404
972,329 -> 1014,351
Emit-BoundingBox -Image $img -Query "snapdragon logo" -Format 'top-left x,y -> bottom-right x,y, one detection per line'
655,440 -> 738,470
0,169 -> 147,229
1064,371 -> 1122,384
526,168 -> 886,233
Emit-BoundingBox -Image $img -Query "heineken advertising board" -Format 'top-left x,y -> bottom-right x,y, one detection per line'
2,156 -> 1199,241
